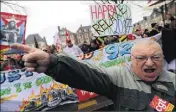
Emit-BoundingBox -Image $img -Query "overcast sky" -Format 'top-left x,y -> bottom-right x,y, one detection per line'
1,1 -> 153,45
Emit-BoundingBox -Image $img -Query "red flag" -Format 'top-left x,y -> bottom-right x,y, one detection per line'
54,33 -> 62,52
65,28 -> 71,41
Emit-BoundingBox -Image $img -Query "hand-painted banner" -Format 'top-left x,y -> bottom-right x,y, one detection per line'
0,39 -> 149,111
0,69 -> 78,111
74,40 -> 137,102
77,40 -> 135,68
90,4 -> 133,36
76,89 -> 98,102
0,12 -> 27,46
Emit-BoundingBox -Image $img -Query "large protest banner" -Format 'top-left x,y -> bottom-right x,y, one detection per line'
90,4 -> 133,36
0,69 -> 78,111
1,39 -> 151,111
0,12 -> 27,60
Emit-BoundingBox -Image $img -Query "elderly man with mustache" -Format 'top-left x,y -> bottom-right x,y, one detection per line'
11,39 -> 175,111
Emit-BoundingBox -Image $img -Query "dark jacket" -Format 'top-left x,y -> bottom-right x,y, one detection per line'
46,54 -> 176,111
149,29 -> 159,37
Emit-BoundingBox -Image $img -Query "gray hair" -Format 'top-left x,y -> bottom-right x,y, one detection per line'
131,39 -> 163,54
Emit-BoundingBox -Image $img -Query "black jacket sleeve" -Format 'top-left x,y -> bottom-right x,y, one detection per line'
46,54 -> 118,98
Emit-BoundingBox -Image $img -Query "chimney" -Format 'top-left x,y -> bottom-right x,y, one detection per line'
57,26 -> 60,32
34,36 -> 39,48
43,36 -> 48,46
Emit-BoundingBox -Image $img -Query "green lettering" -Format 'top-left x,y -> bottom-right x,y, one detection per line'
14,83 -> 22,93
0,88 -> 11,97
36,77 -> 43,86
44,76 -> 52,84
23,82 -> 32,89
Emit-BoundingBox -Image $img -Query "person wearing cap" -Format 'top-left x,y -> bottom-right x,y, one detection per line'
63,39 -> 83,57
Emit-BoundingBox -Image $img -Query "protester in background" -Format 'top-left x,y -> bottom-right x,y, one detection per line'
142,29 -> 150,38
63,39 -> 83,57
103,36 -> 110,45
133,29 -> 142,39
50,44 -> 57,54
81,43 -> 90,54
149,23 -> 159,37
2,60 -> 12,71
89,39 -> 99,52
164,13 -> 175,29
158,26 -> 163,32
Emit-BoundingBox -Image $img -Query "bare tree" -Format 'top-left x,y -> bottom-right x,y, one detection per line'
0,0 -> 28,15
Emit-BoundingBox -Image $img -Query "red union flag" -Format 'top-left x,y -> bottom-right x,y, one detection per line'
65,28 -> 71,41
76,89 -> 98,102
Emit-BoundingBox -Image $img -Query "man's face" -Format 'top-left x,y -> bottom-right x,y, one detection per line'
67,42 -> 73,47
154,24 -> 159,29
10,21 -> 15,27
135,31 -> 141,36
131,44 -> 163,82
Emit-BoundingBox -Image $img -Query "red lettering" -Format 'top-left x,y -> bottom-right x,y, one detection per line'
108,5 -> 116,18
98,5 -> 105,19
102,5 -> 108,18
90,5 -> 97,19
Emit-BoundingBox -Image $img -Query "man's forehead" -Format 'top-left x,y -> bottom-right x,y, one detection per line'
131,40 -> 162,54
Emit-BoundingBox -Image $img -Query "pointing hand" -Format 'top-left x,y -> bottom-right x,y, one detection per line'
11,43 -> 51,73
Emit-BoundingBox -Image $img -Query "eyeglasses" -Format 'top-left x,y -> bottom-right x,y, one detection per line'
131,54 -> 163,62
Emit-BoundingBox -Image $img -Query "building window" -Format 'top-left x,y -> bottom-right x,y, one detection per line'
85,33 -> 88,38
79,30 -> 82,33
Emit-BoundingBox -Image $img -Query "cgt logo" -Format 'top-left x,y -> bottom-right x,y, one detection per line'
150,95 -> 174,112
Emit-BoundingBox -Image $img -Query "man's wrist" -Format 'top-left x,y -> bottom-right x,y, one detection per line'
46,54 -> 59,72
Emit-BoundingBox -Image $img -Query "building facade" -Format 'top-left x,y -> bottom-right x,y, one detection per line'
134,0 -> 175,31
76,25 -> 92,44
26,33 -> 47,49
57,26 -> 78,45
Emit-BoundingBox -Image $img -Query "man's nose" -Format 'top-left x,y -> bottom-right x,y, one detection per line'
145,58 -> 154,66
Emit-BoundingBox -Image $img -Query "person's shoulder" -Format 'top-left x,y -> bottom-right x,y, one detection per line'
163,70 -> 176,89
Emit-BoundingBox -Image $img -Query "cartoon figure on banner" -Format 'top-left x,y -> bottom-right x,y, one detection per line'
0,12 -> 27,45
1,17 -> 19,43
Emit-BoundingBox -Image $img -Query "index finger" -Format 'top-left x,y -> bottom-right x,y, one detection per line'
11,43 -> 35,53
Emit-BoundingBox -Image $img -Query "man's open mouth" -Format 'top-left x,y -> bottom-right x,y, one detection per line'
144,68 -> 156,73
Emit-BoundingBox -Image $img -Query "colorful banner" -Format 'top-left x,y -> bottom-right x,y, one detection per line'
0,12 -> 27,46
1,39 -> 148,111
90,4 -> 133,36
77,40 -> 135,68
76,89 -> 98,102
0,69 -> 78,111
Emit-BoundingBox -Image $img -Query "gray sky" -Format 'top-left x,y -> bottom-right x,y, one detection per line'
1,1 -> 154,45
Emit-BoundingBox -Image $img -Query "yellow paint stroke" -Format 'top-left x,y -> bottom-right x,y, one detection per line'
78,100 -> 97,110
1,94 -> 18,104
93,49 -> 104,62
